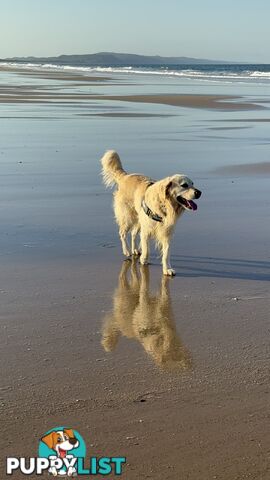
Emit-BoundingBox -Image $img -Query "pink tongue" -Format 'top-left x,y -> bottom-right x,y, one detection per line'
59,449 -> 66,459
188,200 -> 197,211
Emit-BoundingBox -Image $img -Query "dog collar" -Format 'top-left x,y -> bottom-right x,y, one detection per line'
142,199 -> 163,222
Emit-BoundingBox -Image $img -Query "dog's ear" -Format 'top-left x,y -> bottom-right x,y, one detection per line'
41,431 -> 56,450
64,428 -> 75,439
165,180 -> 173,198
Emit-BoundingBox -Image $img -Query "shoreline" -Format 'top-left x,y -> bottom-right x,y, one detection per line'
0,65 -> 265,111
0,64 -> 112,82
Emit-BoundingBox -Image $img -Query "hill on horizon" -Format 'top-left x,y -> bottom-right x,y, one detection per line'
1,51 -> 233,66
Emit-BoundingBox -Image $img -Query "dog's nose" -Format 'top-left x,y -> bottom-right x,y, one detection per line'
194,189 -> 201,199
69,437 -> 78,445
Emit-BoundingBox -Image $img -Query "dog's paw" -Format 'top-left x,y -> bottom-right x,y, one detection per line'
163,268 -> 176,276
48,467 -> 58,477
132,249 -> 141,256
123,249 -> 131,257
67,466 -> 77,476
140,257 -> 148,265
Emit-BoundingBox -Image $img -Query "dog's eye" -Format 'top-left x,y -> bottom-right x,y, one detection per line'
57,438 -> 62,443
181,183 -> 188,188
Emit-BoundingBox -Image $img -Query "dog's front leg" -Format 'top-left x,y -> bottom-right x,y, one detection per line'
131,225 -> 141,256
162,240 -> 175,276
48,456 -> 58,477
140,231 -> 149,265
48,466 -> 58,476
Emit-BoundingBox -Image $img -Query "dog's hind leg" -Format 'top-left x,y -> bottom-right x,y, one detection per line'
131,224 -> 141,256
114,192 -> 133,257
119,226 -> 131,257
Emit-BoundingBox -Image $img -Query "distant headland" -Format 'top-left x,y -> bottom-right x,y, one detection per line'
1,51 -> 233,66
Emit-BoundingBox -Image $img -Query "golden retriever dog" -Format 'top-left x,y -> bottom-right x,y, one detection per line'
101,150 -> 201,275
101,259 -> 191,371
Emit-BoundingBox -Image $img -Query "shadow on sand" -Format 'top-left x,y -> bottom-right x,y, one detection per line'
171,255 -> 270,281
101,258 -> 192,372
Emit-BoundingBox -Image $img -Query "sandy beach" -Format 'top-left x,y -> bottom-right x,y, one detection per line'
1,65 -> 270,479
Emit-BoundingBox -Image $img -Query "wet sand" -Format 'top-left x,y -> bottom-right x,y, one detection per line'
0,66 -> 264,110
213,118 -> 270,122
215,161 -> 270,175
0,87 -> 263,110
78,112 -> 176,118
90,94 -> 264,111
1,65 -> 270,479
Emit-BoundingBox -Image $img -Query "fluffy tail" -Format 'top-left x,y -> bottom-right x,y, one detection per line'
100,150 -> 126,188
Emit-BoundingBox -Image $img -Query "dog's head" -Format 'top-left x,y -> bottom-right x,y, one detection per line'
164,174 -> 201,211
41,429 -> 79,458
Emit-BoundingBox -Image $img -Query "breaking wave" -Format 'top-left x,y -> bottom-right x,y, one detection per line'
2,61 -> 270,84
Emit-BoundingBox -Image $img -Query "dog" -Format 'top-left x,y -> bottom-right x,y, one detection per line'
102,259 -> 191,371
41,429 -> 79,476
101,150 -> 201,275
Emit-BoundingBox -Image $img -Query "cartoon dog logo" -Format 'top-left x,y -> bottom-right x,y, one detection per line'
41,428 -> 79,476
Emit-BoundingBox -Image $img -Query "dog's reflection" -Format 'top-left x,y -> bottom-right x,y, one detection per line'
102,259 -> 192,371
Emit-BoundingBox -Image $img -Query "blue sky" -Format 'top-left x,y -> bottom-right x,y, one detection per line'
1,0 -> 269,62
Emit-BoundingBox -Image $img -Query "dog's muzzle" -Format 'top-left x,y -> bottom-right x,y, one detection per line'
176,189 -> 202,211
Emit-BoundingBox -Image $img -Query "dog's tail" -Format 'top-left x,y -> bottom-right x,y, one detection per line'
100,150 -> 126,188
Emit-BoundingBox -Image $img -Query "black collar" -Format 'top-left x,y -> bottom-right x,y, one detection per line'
141,199 -> 163,222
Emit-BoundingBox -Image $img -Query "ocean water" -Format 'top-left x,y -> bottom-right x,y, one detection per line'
2,61 -> 270,84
